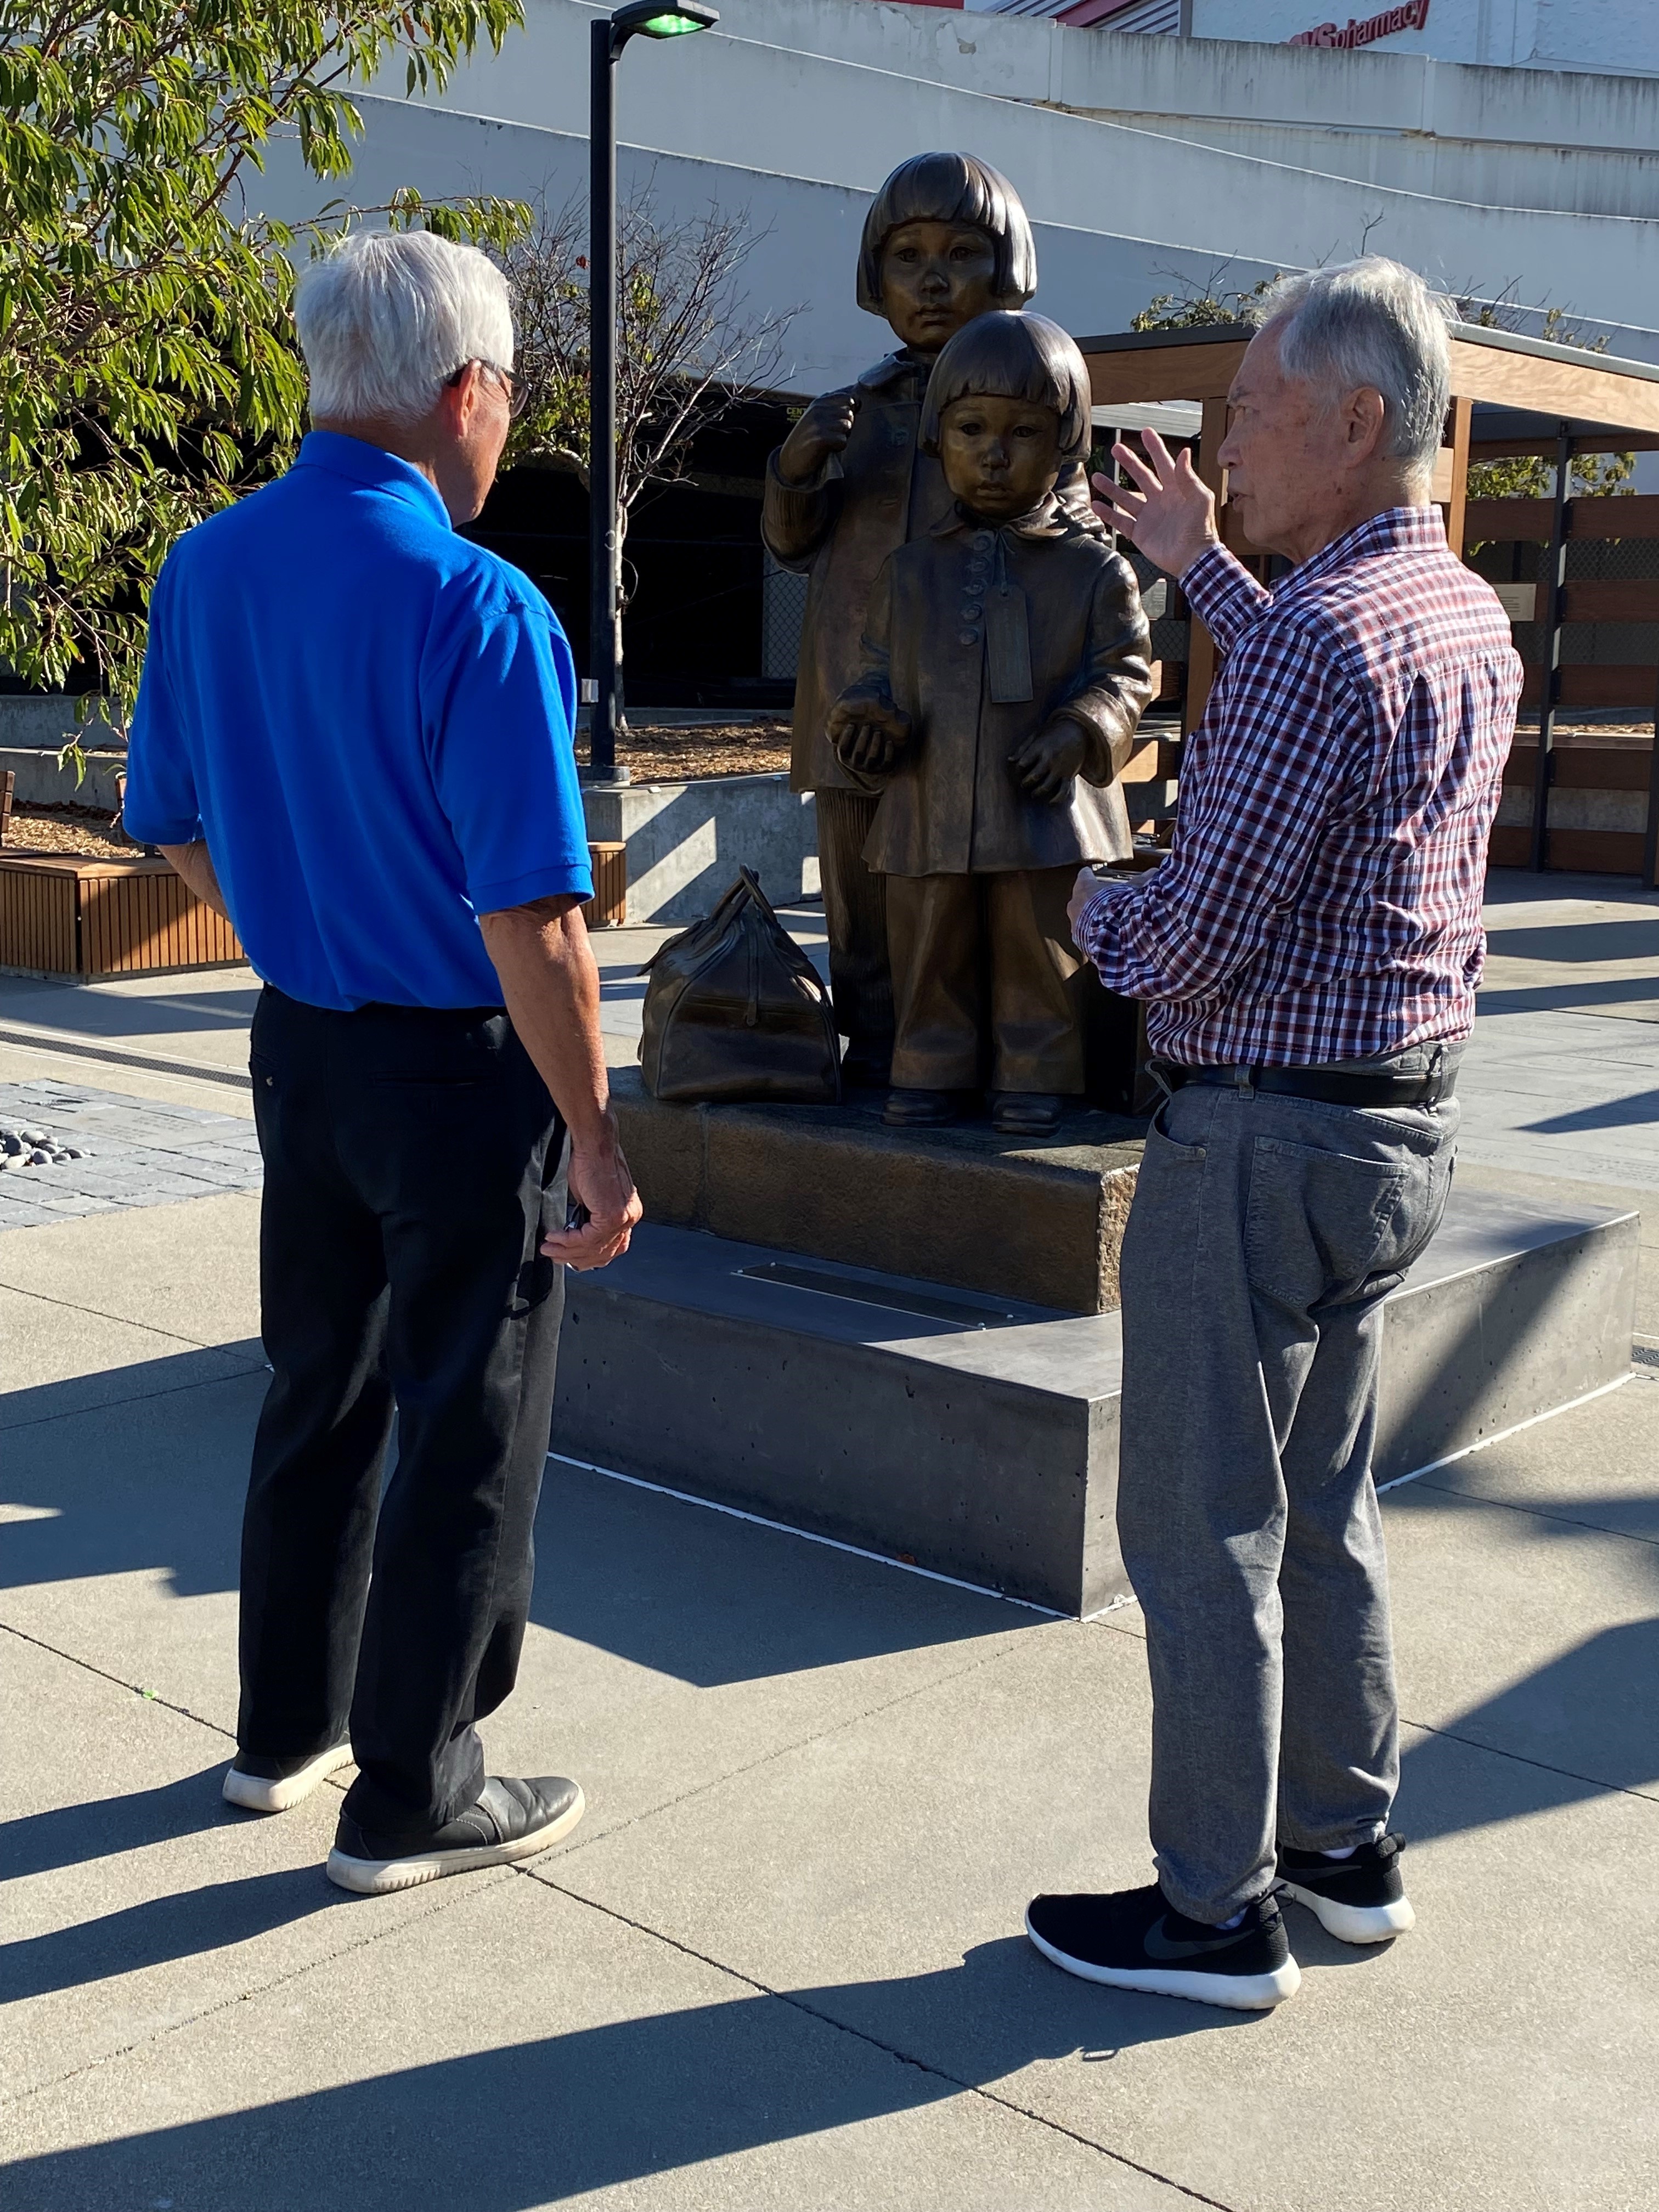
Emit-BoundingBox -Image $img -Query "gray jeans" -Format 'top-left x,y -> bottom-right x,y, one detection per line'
1116,1057 -> 1458,1923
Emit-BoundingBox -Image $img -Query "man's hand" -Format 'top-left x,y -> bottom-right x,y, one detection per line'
1068,864 -> 1116,946
828,687 -> 912,779
1091,427 -> 1220,580
777,393 -> 859,487
540,1130 -> 642,1270
478,895 -> 641,1273
1008,717 -> 1087,805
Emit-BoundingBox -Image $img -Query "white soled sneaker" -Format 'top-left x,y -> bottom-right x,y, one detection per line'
223,1742 -> 354,1814
1276,1832 -> 1415,1943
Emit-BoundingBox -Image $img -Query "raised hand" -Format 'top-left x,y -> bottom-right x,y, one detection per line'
1091,427 -> 1219,580
1008,716 -> 1087,805
777,392 -> 860,487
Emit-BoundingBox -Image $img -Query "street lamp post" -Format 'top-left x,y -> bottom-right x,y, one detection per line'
585,0 -> 719,786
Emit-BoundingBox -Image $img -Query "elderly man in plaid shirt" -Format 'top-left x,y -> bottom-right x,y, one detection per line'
1025,259 -> 1522,2010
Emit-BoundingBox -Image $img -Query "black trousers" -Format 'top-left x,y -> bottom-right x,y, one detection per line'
240,986 -> 566,1836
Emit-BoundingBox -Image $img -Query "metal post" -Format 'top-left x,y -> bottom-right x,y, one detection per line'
586,17 -> 624,784
1529,420 -> 1572,873
1643,664 -> 1659,893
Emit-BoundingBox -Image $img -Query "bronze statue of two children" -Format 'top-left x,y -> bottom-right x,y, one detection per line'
764,153 -> 1151,1139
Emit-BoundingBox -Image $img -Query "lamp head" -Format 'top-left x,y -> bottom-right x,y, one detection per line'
608,0 -> 718,44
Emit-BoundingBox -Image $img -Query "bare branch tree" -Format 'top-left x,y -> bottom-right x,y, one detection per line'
501,183 -> 798,568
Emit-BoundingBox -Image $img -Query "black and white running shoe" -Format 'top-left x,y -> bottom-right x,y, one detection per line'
326,1774 -> 585,1896
1025,1884 -> 1300,2011
1276,1832 -> 1414,1944
222,1742 -> 353,1814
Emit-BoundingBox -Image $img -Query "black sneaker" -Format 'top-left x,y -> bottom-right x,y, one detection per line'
1025,1884 -> 1300,2011
326,1774 -> 585,1896
1276,1832 -> 1414,1944
222,1742 -> 353,1814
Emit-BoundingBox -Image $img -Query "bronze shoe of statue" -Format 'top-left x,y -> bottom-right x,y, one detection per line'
883,1087 -> 966,1128
990,1092 -> 1067,1137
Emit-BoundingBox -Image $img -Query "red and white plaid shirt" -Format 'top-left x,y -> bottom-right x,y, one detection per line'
1076,505 -> 1523,1066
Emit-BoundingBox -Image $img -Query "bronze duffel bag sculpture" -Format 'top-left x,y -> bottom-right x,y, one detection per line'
638,867 -> 842,1105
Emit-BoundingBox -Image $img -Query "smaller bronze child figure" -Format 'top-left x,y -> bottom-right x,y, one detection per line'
828,312 -> 1152,1137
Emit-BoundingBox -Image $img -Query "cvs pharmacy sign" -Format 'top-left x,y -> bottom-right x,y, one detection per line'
1289,0 -> 1429,48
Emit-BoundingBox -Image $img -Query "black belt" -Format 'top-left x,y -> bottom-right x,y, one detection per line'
1153,1055 -> 1457,1110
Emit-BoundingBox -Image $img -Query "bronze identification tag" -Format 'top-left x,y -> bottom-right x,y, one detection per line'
985,580 -> 1034,704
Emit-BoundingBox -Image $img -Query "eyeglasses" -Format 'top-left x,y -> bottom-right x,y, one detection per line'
445,358 -> 528,419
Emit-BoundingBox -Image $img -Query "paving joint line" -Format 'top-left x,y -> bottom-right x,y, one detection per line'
525,1871 -> 1240,2211
1407,1470 -> 1659,1550
1399,1713 -> 1659,1807
0,1356 -> 267,1436
555,1629 -> 1057,1867
1,1865 -> 515,2115
0,1272 -> 259,1357
0,1024 -> 253,1091
0,1618 -> 236,1743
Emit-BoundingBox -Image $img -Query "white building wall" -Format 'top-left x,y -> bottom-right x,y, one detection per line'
1183,0 -> 1658,76
249,0 -> 1659,398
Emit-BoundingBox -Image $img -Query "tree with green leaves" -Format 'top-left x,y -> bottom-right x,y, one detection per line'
0,2 -> 528,738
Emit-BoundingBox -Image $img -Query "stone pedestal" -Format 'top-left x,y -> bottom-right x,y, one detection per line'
555,1189 -> 1639,1615
609,1067 -> 1143,1314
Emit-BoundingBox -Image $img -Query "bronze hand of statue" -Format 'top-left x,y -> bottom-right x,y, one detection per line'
777,392 -> 860,487
1008,715 -> 1087,805
828,685 -> 913,780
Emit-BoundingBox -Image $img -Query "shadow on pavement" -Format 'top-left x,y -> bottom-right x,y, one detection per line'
1522,1086 -> 1659,1134
1398,1614 -> 1659,1836
2,1936 -> 1245,2211
1,1351 -> 1036,1686
3,1865 -> 342,2004
0,1765 -> 234,1884
0,978 -> 263,1037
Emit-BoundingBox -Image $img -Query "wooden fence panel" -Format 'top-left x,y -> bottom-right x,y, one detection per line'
1465,494 -> 1659,544
0,860 -> 78,973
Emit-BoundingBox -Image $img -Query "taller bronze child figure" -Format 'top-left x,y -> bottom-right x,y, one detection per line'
762,153 -> 1096,1085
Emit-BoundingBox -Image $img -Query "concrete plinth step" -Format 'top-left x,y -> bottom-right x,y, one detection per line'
555,1187 -> 1638,1617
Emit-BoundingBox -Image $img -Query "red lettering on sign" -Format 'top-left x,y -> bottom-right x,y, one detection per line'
1288,0 -> 1429,48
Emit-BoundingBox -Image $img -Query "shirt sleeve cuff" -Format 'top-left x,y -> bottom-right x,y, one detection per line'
119,810 -> 202,847
1076,876 -> 1139,951
470,860 -> 595,916
1180,541 -> 1272,653
763,448 -> 839,549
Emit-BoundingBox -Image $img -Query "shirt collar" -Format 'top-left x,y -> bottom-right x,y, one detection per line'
1281,503 -> 1446,594
294,431 -> 452,531
857,349 -> 933,396
930,490 -> 1070,540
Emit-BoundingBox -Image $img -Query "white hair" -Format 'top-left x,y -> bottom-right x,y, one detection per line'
295,229 -> 514,427
1252,257 -> 1454,479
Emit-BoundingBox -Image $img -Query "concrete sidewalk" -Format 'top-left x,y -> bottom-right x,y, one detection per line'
2,876 -> 1657,2209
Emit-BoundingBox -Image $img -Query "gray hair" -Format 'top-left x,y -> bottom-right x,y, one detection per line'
1253,257 -> 1454,478
296,230 -> 514,427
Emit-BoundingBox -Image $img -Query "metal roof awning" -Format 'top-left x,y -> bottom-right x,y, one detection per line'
1075,321 -> 1659,441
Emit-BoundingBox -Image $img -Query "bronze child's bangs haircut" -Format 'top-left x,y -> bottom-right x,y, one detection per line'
856,151 -> 1037,316
919,312 -> 1094,464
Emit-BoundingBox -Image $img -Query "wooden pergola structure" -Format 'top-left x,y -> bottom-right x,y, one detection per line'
1076,321 -> 1659,885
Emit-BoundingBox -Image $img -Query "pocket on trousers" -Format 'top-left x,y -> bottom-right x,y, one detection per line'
1244,1137 -> 1407,1310
1146,1093 -> 1206,1162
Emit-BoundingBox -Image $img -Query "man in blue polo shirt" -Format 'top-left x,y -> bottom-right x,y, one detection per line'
125,229 -> 641,1895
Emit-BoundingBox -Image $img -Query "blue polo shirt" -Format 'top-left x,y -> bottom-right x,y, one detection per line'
124,431 -> 591,1012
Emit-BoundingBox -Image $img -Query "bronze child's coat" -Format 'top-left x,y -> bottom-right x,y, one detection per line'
761,353 -> 1101,798
850,493 -> 1153,877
